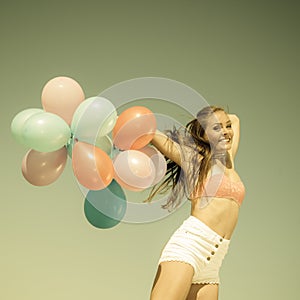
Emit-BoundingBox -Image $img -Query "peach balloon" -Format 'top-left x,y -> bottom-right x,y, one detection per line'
21,147 -> 67,186
112,106 -> 156,150
72,142 -> 113,190
113,150 -> 155,191
41,76 -> 85,125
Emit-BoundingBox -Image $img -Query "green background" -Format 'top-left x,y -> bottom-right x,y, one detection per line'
1,1 -> 299,299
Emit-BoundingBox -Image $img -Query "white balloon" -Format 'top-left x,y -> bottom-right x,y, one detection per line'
71,96 -> 117,143
138,145 -> 167,185
113,150 -> 156,191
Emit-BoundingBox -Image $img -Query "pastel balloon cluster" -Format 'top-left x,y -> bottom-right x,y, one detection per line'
11,76 -> 85,186
11,76 -> 167,228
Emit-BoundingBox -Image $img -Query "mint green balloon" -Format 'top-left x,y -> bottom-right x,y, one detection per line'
11,108 -> 44,145
22,112 -> 71,152
71,96 -> 117,142
94,135 -> 113,156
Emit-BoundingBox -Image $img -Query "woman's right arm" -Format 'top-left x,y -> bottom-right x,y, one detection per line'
151,130 -> 182,166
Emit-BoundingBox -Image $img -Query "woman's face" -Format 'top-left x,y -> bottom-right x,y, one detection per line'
203,111 -> 233,153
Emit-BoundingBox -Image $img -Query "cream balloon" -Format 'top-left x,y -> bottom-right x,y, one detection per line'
41,76 -> 85,125
138,145 -> 167,185
113,150 -> 156,191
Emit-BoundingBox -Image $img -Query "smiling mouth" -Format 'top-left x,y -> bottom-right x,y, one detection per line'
219,137 -> 231,143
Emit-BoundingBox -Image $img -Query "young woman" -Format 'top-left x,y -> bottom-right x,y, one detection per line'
148,106 -> 245,300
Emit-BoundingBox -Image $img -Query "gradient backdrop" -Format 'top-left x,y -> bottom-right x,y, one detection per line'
1,1 -> 299,299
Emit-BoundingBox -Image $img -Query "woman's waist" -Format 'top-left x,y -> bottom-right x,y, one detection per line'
190,197 -> 240,239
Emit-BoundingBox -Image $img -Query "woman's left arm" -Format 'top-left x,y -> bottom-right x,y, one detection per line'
228,114 -> 240,159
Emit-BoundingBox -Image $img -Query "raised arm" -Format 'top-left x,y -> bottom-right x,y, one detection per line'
228,114 -> 240,159
151,129 -> 204,169
151,130 -> 182,166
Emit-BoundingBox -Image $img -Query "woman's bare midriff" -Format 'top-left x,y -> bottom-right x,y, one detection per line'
190,197 -> 240,240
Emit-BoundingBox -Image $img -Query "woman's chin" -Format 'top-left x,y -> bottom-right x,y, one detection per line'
214,145 -> 231,153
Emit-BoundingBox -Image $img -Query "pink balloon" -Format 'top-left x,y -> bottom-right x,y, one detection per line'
41,76 -> 85,125
112,106 -> 156,150
72,142 -> 114,190
113,150 -> 155,191
138,145 -> 167,185
21,147 -> 67,186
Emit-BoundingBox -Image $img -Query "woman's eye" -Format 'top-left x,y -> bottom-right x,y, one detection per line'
226,124 -> 232,129
213,126 -> 221,131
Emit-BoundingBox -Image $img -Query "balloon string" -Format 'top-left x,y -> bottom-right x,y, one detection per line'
66,132 -> 74,147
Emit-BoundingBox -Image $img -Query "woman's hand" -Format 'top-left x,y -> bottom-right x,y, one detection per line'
228,114 -> 240,158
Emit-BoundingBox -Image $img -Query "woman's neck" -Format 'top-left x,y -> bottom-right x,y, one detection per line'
212,151 -> 232,169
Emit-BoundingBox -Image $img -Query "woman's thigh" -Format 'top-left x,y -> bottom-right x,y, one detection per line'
186,284 -> 219,300
150,261 -> 194,300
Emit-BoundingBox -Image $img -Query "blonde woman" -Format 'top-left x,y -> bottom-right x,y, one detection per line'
148,106 -> 245,300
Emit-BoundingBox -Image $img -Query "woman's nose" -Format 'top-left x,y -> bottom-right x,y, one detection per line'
222,127 -> 229,135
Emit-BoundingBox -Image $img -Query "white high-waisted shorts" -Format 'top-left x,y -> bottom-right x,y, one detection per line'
158,216 -> 230,284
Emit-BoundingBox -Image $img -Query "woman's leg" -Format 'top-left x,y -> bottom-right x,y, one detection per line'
186,284 -> 219,300
150,261 -> 194,300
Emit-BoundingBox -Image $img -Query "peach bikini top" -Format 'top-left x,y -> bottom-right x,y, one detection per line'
200,173 -> 246,205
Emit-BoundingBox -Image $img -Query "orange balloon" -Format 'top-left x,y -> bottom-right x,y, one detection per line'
112,106 -> 156,150
72,142 -> 113,190
41,76 -> 85,125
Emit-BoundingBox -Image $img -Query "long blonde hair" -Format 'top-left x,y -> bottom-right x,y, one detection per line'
146,106 -> 226,210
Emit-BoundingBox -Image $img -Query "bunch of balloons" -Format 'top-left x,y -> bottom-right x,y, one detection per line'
11,76 -> 167,228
